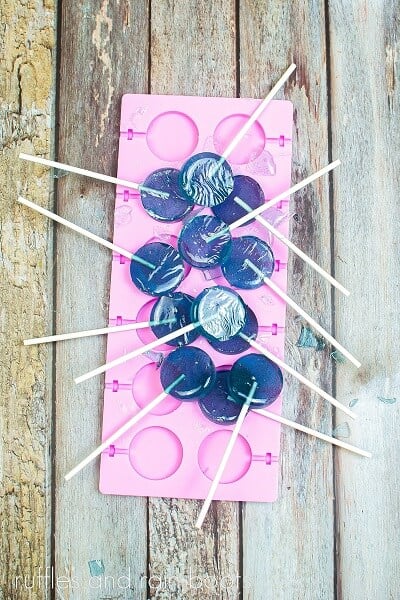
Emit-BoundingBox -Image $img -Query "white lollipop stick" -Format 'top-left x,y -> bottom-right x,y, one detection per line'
17,196 -> 155,269
245,260 -> 360,368
207,161 -> 340,243
19,153 -> 168,199
239,334 -> 357,419
253,408 -> 371,458
220,63 -> 296,162
65,373 -> 185,481
195,382 -> 257,529
75,321 -> 201,384
233,196 -> 350,296
23,318 -> 176,346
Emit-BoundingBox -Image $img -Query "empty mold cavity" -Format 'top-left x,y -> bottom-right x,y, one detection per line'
198,430 -> 252,483
132,363 -> 181,415
213,114 -> 265,164
146,111 -> 199,161
129,426 -> 183,480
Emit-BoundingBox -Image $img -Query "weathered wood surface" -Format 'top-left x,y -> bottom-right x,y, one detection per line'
2,1 -> 400,599
148,2 -> 240,599
329,2 -> 400,598
54,2 -> 149,599
239,2 -> 335,599
0,1 -> 56,599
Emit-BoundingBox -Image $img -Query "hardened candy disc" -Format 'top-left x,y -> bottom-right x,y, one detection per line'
212,175 -> 264,225
179,152 -> 234,207
130,242 -> 185,296
222,235 -> 275,289
207,305 -> 258,355
150,292 -> 199,347
178,215 -> 231,269
192,285 -> 246,341
160,346 -> 216,400
228,353 -> 283,408
198,369 -> 242,425
140,168 -> 192,222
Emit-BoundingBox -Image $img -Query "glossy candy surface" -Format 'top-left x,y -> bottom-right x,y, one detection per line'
140,168 -> 192,222
222,235 -> 275,289
130,242 -> 185,296
160,346 -> 216,400
212,175 -> 264,225
228,353 -> 283,408
178,215 -> 231,269
192,286 -> 246,341
207,305 -> 258,355
179,152 -> 234,207
150,292 -> 199,347
198,369 -> 242,425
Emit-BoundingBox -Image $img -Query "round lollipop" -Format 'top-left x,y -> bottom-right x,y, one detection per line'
160,346 -> 216,400
228,353 -> 283,408
198,369 -> 242,425
150,292 -> 199,347
192,285 -> 246,342
130,241 -> 185,296
179,152 -> 234,207
222,235 -> 274,289
206,304 -> 258,355
178,215 -> 232,269
211,175 -> 264,225
140,168 -> 192,222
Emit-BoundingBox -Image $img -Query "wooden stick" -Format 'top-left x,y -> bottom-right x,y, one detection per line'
195,382 -> 257,529
23,318 -> 176,345
19,153 -> 168,199
17,196 -> 156,269
254,408 -> 371,458
75,321 -> 200,384
220,64 -> 296,162
239,334 -> 357,419
233,196 -> 350,296
64,373 -> 185,481
245,260 -> 360,368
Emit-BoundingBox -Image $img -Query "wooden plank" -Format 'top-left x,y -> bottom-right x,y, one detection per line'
54,3 -> 150,598
148,2 -> 240,599
328,2 -> 400,598
239,2 -> 335,598
0,1 -> 56,598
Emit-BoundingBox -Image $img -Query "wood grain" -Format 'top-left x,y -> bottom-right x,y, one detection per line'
148,1 -> 240,599
239,2 -> 335,598
329,1 -> 400,598
54,2 -> 149,598
0,1 -> 56,598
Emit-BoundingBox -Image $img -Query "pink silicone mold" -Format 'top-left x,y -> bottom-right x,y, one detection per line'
100,93 -> 293,502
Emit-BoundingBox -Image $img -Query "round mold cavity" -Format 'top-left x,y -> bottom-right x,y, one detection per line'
198,430 -> 252,483
213,114 -> 266,165
135,299 -> 172,350
132,363 -> 181,415
146,111 -> 199,161
130,241 -> 185,296
140,168 -> 193,222
178,215 -> 232,269
129,426 -> 183,480
222,235 -> 275,290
